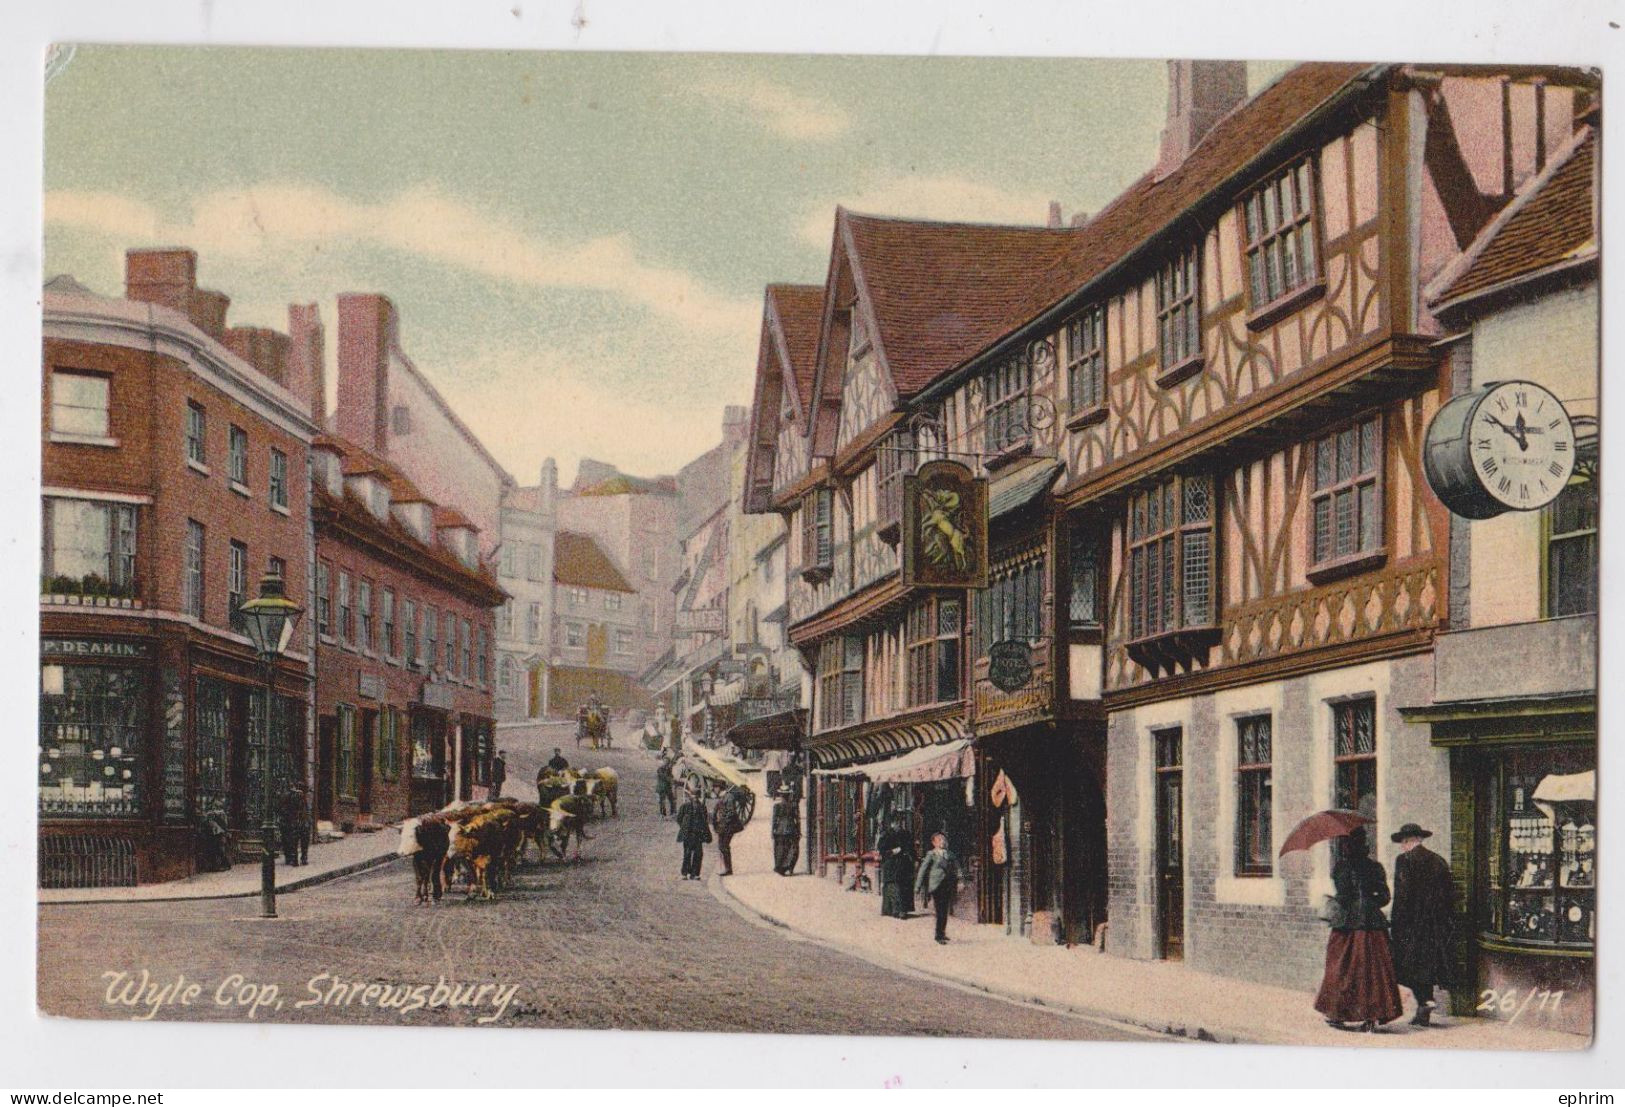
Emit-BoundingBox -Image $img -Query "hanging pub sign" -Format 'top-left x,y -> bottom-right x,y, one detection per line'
902,459 -> 989,589
1423,380 -> 1577,519
987,640 -> 1035,692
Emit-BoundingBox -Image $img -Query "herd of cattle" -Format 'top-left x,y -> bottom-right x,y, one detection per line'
398,767 -> 620,902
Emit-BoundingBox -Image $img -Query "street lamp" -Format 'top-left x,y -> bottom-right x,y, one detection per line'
237,568 -> 304,919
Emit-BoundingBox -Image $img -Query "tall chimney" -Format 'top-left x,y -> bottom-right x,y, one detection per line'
287,303 -> 327,424
1156,60 -> 1248,181
1047,200 -> 1064,229
540,457 -> 558,520
335,293 -> 397,454
722,404 -> 750,447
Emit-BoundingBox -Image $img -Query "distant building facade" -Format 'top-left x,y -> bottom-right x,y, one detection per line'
547,530 -> 643,712
495,462 -> 558,723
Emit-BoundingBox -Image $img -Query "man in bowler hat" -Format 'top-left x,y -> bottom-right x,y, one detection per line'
1389,822 -> 1455,1026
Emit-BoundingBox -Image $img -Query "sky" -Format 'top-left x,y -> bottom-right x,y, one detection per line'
44,47 -> 1292,485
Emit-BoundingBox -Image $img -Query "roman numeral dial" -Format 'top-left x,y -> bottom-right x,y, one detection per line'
1466,381 -> 1577,511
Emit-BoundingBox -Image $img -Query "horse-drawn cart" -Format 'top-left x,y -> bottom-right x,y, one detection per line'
676,742 -> 757,824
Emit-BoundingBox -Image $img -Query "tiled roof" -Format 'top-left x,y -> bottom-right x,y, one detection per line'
1433,128 -> 1596,307
767,283 -> 825,413
870,62 -> 1374,398
433,505 -> 476,531
320,433 -> 435,505
314,484 -> 504,601
554,530 -> 635,593
843,212 -> 1081,398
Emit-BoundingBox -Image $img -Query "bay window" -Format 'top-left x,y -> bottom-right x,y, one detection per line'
42,497 -> 138,598
905,596 -> 962,707
1127,475 -> 1215,643
978,553 -> 1046,653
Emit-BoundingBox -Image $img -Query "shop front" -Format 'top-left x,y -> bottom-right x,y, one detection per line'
39,629 -> 307,887
408,703 -> 453,815
1404,618 -> 1597,1037
807,712 -> 978,920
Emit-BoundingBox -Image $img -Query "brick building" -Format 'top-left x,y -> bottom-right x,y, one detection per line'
310,431 -> 505,828
40,250 -> 319,886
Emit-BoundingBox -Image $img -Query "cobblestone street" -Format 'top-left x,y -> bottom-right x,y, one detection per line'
37,722 -> 1133,1040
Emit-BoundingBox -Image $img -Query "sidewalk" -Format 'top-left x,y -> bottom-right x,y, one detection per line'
39,826 -> 404,905
716,801 -> 1587,1051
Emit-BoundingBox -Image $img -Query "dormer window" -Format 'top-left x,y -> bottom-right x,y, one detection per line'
368,480 -> 390,521
1155,245 -> 1203,385
393,501 -> 432,543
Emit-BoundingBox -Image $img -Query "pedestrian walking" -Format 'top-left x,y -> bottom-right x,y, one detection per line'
1314,826 -> 1403,1031
711,783 -> 748,877
195,805 -> 231,872
277,785 -> 311,867
1389,822 -> 1455,1027
770,789 -> 800,876
490,750 -> 507,799
878,813 -> 915,918
914,832 -> 961,943
676,791 -> 712,880
655,757 -> 677,817
547,747 -> 570,773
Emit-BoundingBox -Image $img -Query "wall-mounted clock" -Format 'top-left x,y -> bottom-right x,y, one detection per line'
1423,380 -> 1577,519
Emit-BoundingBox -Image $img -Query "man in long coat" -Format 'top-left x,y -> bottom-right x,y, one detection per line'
1389,822 -> 1455,1027
770,789 -> 800,875
675,790 -> 712,880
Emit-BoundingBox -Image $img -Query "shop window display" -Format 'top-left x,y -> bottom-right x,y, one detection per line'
39,664 -> 145,817
1488,747 -> 1595,949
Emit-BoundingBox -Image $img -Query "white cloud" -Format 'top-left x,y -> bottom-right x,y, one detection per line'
796,173 -> 1059,246
690,75 -> 849,141
44,183 -> 758,343
438,343 -> 746,483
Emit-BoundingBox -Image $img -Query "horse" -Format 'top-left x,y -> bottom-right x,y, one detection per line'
576,702 -> 612,749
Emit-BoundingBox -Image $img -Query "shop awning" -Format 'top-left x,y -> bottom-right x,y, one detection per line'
989,462 -> 1061,521
1534,770 -> 1595,805
723,708 -> 807,751
808,713 -> 969,770
708,678 -> 745,707
818,737 -> 974,783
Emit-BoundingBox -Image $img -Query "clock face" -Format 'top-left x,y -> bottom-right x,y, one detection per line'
1468,381 -> 1577,511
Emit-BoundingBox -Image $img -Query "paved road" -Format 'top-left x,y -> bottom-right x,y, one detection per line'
38,721 -> 1132,1039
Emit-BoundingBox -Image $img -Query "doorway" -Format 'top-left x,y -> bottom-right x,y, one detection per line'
1154,726 -> 1185,960
359,709 -> 377,817
316,716 -> 336,822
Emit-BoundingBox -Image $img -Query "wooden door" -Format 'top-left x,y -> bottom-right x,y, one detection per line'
1154,727 -> 1185,960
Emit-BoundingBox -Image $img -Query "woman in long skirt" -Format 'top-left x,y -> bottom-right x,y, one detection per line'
877,815 -> 916,918
1315,826 -> 1404,1031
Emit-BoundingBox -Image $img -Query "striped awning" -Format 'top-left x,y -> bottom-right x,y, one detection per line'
808,713 -> 969,770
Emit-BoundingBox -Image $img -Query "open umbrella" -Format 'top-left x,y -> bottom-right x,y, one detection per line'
1279,808 -> 1372,856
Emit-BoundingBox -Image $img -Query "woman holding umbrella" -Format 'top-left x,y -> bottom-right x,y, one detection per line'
1313,825 -> 1403,1031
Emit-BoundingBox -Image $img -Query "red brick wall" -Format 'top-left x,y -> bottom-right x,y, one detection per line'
315,517 -> 497,826
42,337 -> 310,621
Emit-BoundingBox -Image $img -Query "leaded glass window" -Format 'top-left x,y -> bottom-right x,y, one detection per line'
39,664 -> 145,817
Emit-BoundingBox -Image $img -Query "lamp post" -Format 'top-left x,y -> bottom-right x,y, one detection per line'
237,569 -> 304,919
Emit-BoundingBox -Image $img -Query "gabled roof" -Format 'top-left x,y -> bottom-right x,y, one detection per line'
554,530 -> 635,593
839,210 -> 1081,399
767,282 -> 824,416
433,505 -> 477,531
1430,126 -> 1596,311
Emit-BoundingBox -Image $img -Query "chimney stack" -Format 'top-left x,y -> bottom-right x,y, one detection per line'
1070,211 -> 1091,228
1155,60 -> 1248,181
287,303 -> 327,424
1047,200 -> 1064,228
125,248 -> 232,341
335,293 -> 398,454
